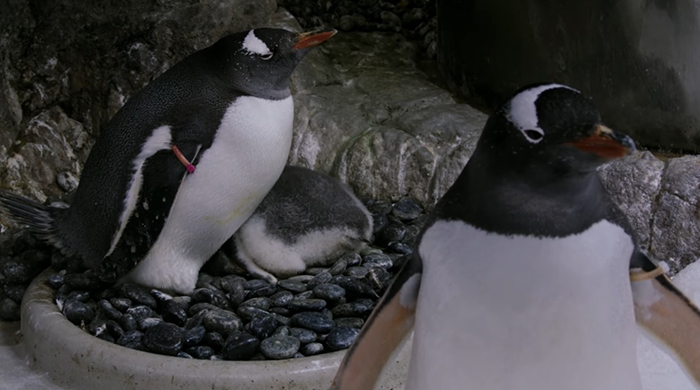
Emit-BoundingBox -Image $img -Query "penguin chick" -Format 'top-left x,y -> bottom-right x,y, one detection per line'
0,28 -> 336,294
222,166 -> 373,284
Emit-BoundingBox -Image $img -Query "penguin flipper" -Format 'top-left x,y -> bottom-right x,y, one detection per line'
331,253 -> 422,390
631,252 -> 700,387
0,190 -> 67,250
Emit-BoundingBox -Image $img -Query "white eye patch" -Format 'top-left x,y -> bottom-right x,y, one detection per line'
506,83 -> 579,144
242,30 -> 272,56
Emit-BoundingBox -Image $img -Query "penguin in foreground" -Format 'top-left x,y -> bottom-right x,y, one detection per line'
332,84 -> 700,390
222,165 -> 373,284
0,28 -> 336,294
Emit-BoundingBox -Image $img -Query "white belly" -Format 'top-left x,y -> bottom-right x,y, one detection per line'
408,220 -> 641,390
125,95 -> 294,293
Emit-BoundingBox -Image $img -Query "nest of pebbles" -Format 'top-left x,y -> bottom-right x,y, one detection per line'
0,197 -> 427,361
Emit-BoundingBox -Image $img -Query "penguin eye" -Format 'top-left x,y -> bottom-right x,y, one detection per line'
261,52 -> 274,60
523,129 -> 544,143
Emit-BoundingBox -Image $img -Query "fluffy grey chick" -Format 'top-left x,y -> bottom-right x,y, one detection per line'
222,166 -> 373,283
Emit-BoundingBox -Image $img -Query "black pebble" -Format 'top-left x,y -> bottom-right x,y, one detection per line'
117,330 -> 145,350
278,280 -> 307,294
290,312 -> 335,333
340,253 -> 362,267
222,276 -> 246,307
289,327 -> 317,344
143,322 -> 183,356
301,342 -> 324,356
237,305 -> 270,321
334,317 -> 365,329
183,325 -> 207,347
330,276 -> 376,299
64,272 -> 101,290
245,285 -> 277,299
307,271 -> 332,289
46,273 -> 65,290
388,241 -> 413,255
193,288 -> 231,311
344,266 -> 369,279
332,301 -> 373,317
4,284 -> 26,302
313,283 -> 346,301
270,307 -> 292,316
391,198 -> 423,221
0,298 -> 20,321
325,327 -> 360,351
372,213 -> 389,234
243,279 -> 270,291
2,262 -> 34,284
118,313 -> 138,331
367,267 -> 392,290
97,299 -> 123,320
363,253 -> 393,270
186,345 -> 215,360
62,299 -> 95,324
204,331 -> 226,352
270,290 -> 293,307
109,297 -> 132,312
260,336 -> 300,360
248,314 -> 280,340
162,300 -> 188,326
126,305 -> 156,323
287,299 -> 327,312
202,309 -> 242,337
376,223 -> 405,246
120,283 -> 157,309
239,297 -> 272,311
368,200 -> 393,216
329,258 -> 348,275
221,331 -> 260,360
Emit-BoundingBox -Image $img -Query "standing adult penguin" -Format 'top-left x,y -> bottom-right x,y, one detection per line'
0,28 -> 336,294
332,84 -> 700,390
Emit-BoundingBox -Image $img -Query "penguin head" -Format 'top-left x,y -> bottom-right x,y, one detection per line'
476,83 -> 636,173
207,28 -> 336,100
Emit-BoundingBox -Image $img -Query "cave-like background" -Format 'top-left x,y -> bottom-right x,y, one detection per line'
1,0 -> 700,272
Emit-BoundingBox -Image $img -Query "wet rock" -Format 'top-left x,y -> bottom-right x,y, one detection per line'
202,309 -> 242,337
46,273 -> 65,290
143,322 -> 183,356
290,312 -> 335,333
249,314 -> 280,340
245,285 -> 277,299
118,314 -> 138,332
270,307 -> 292,317
188,303 -> 221,316
372,214 -> 389,234
289,327 -> 317,344
120,283 -> 157,309
110,298 -> 132,312
332,301 -> 374,318
222,331 -> 260,361
286,275 -> 314,283
388,241 -> 413,255
97,299 -> 122,320
4,285 -> 26,302
177,351 -> 193,359
278,280 -> 308,294
192,288 -> 231,310
236,306 -> 270,321
126,305 -> 156,323
325,327 -> 361,351
293,291 -> 315,301
62,299 -> 95,324
363,253 -> 393,270
287,299 -> 327,312
162,300 -> 188,326
329,257 -> 348,275
341,253 -> 362,267
344,266 -> 369,279
186,345 -> 215,360
270,290 -> 293,307
330,276 -> 377,299
244,279 -> 270,291
307,271 -> 333,289
391,198 -> 423,221
150,289 -> 173,303
183,325 -> 206,347
260,336 -> 300,360
335,317 -> 365,329
313,283 -> 346,301
204,332 -> 226,352
240,297 -> 272,311
222,276 -> 246,307
301,342 -> 324,356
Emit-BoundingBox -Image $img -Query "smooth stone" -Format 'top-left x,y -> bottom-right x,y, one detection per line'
143,322 -> 183,356
239,297 -> 272,311
183,325 -> 206,347
372,213 -> 389,234
97,299 -> 122,320
245,285 -> 277,299
221,331 -> 260,361
0,298 -> 20,321
177,351 -> 193,359
202,309 -> 243,337
109,297 -> 132,312
325,326 -> 361,351
120,283 -> 157,309
184,309 -> 207,330
236,305 -> 270,321
344,266 -> 369,279
290,312 -> 335,333
270,290 -> 293,307
301,342 -> 324,356
287,299 -> 327,312
204,332 -> 226,352
391,197 -> 423,221
335,317 -> 365,328
62,299 -> 95,324
5,284 -> 27,302
269,307 -> 292,316
339,253 -> 362,267
329,258 -> 348,276
118,313 -> 138,331
117,330 -> 144,347
274,326 -> 290,337
162,300 -> 188,326
150,289 -> 173,302
186,345 -> 215,360
220,275 -> 246,293
223,279 -> 246,307
332,301 -> 373,317
63,272 -> 101,290
376,223 -> 406,246
105,320 -> 125,339
46,273 -> 65,289
138,317 -> 164,331
367,200 -> 393,215
243,279 -> 270,291
313,283 -> 346,301
363,252 -> 393,270
388,241 -> 413,255
304,267 -> 327,276
329,276 -> 377,299
1,262 -> 34,283
192,288 -> 231,310
260,336 -> 300,360
278,280 -> 308,293
126,305 -> 156,322
402,224 -> 421,246
286,275 -> 314,283
188,302 -> 220,316
248,314 -> 281,340
293,290 -> 315,301
289,327 -> 317,344
367,266 -> 393,290
65,290 -> 90,303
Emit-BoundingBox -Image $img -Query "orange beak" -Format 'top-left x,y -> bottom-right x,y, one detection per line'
567,125 -> 636,159
293,29 -> 337,50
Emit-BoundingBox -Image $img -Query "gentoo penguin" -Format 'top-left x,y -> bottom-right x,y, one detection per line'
221,165 -> 373,284
0,28 -> 336,294
332,84 -> 700,390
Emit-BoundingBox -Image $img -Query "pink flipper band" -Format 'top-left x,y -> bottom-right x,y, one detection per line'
172,145 -> 196,174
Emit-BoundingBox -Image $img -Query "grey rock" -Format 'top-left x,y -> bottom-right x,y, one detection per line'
278,280 -> 308,294
143,322 -> 183,356
290,311 -> 335,333
204,332 -> 226,352
240,297 -> 272,311
344,266 -> 370,279
202,309 -> 243,337
331,301 -> 374,318
110,298 -> 132,312
0,298 -> 20,321
62,299 -> 95,324
56,171 -> 79,193
248,314 -> 281,340
270,290 -> 294,307
287,298 -> 327,312
363,253 -> 393,270
391,198 -> 423,221
120,283 -> 157,309
334,317 -> 365,329
301,342 -> 324,356
118,314 -> 138,332
183,325 -> 206,347
313,283 -> 346,301
289,327 -> 317,344
222,331 -> 260,361
325,326 -> 360,351
186,345 -> 215,360
260,335 -> 301,360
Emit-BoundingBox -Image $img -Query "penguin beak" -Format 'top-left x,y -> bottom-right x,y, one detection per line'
293,29 -> 337,50
567,124 -> 637,159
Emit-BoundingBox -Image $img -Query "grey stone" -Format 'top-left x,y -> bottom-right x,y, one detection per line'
325,326 -> 360,351
260,335 -> 301,360
221,331 -> 260,361
56,171 -> 79,193
143,322 -> 183,356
